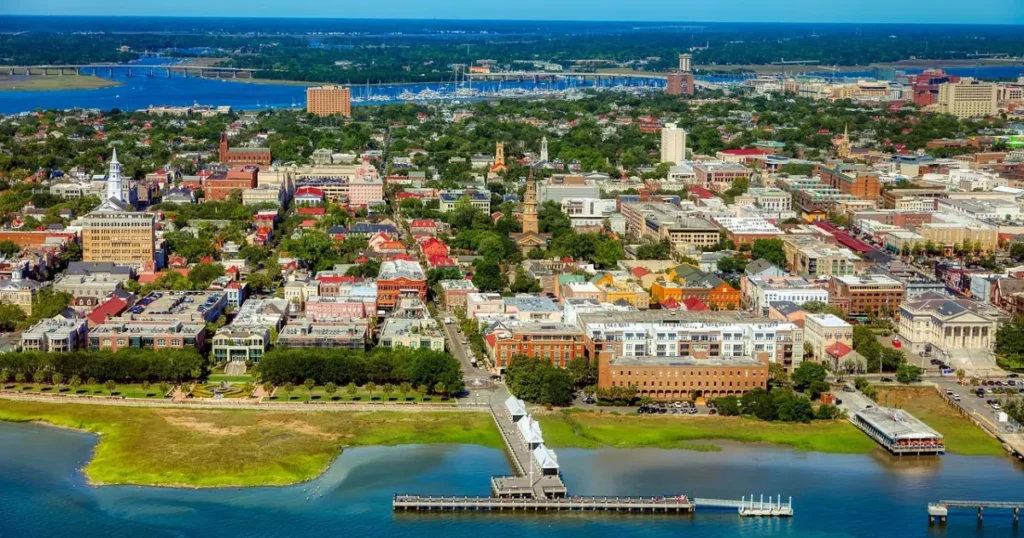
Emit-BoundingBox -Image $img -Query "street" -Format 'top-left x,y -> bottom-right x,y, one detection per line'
439,317 -> 495,406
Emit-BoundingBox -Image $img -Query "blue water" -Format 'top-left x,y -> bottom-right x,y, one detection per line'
0,58 -> 664,115
3,420 -> 1024,537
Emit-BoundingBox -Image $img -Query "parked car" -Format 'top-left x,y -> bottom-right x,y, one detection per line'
881,377 -> 894,382
1010,374 -> 1020,378
945,389 -> 954,395
993,403 -> 1002,411
708,409 -> 718,415
843,386 -> 856,393
953,394 -> 961,402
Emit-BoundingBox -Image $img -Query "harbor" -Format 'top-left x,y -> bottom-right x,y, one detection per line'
392,392 -> 792,518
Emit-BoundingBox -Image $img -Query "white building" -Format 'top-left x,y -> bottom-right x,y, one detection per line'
560,198 -> 617,228
803,313 -> 853,365
660,123 -> 687,165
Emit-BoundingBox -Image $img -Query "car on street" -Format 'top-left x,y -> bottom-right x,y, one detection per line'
843,386 -> 855,392
945,389 -> 954,395
953,394 -> 961,401
993,403 -> 1002,411
1010,374 -> 1020,379
881,377 -> 893,382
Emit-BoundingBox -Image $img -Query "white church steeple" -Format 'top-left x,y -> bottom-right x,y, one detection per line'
106,148 -> 123,202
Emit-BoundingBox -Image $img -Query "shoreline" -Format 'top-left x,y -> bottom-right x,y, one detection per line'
0,75 -> 124,92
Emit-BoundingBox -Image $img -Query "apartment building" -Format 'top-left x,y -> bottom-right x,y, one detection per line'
560,198 -> 617,228
439,189 -> 491,213
578,310 -> 804,372
211,327 -> 270,363
692,161 -> 751,192
276,320 -> 368,349
748,187 -> 792,212
712,217 -> 783,246
660,123 -> 687,164
539,176 -> 600,202
88,321 -> 207,351
781,236 -> 859,278
377,259 -> 427,311
378,318 -> 446,351
0,272 -> 39,315
438,279 -> 478,312
815,163 -> 881,201
20,317 -> 89,352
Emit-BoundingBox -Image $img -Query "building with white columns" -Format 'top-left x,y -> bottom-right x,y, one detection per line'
897,292 -> 1005,354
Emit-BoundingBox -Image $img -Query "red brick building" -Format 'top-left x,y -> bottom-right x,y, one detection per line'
205,166 -> 259,201
815,164 -> 881,201
665,73 -> 694,96
484,323 -> 585,370
376,259 -> 427,311
598,355 -> 768,401
219,133 -> 272,166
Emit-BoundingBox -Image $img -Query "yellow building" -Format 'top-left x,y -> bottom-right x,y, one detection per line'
651,280 -> 684,305
938,79 -> 998,119
594,278 -> 650,309
81,150 -> 156,269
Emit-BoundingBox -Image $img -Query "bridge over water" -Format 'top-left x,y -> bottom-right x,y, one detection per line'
0,64 -> 261,79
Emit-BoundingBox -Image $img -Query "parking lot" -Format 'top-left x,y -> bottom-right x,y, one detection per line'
934,377 -> 1023,433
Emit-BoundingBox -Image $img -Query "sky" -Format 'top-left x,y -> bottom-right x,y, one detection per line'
2,0 -> 1022,24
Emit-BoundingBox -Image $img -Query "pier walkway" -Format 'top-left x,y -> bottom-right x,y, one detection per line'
487,389 -> 566,499
928,500 -> 1024,526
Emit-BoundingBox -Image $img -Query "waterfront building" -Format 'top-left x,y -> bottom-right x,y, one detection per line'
117,291 -> 227,324
20,317 -> 89,352
88,321 -> 207,351
483,322 -> 586,370
80,150 -> 156,269
578,310 -> 805,372
598,355 -> 768,401
211,326 -> 269,363
276,320 -> 368,349
660,123 -> 687,165
306,85 -> 352,117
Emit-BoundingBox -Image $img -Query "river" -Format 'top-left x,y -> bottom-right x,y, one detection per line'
2,421 -> 1024,537
3,57 -> 1021,116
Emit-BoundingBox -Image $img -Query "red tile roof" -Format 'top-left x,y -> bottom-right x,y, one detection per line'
682,297 -> 709,311
826,341 -> 853,358
720,148 -> 767,156
87,297 -> 127,326
297,206 -> 326,215
661,297 -> 681,309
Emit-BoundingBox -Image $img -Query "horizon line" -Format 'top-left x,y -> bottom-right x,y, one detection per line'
1,14 -> 1022,26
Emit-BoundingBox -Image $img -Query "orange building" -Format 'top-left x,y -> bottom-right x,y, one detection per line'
306,85 -> 352,117
598,355 -> 768,401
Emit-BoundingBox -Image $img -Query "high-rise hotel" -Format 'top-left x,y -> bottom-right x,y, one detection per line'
306,85 -> 352,117
81,149 -> 155,268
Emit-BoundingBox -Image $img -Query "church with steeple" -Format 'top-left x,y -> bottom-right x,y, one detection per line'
511,170 -> 551,252
80,149 -> 156,268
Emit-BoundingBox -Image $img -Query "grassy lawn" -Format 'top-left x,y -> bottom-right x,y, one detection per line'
876,387 -> 1004,456
538,411 -> 879,454
268,386 -> 450,403
2,383 -> 168,399
0,400 -> 501,488
207,374 -> 253,383
0,74 -> 122,91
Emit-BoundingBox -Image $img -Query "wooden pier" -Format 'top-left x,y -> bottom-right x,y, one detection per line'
394,494 -> 694,513
393,389 -> 792,518
928,500 -> 1024,526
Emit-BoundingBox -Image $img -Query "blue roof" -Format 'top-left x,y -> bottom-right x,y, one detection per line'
327,226 -> 348,234
351,223 -> 397,234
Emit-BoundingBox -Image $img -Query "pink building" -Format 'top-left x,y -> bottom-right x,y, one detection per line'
305,296 -> 370,320
349,157 -> 384,207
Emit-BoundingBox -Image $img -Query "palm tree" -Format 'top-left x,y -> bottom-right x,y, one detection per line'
283,382 -> 295,399
86,377 -> 97,386
0,368 -> 9,385
417,383 -> 429,395
51,372 -> 63,387
262,381 -> 274,397
69,375 -> 82,393
383,383 -> 395,401
141,380 -> 151,391
955,368 -> 966,383
304,378 -> 316,399
366,382 -> 377,400
346,382 -> 357,399
14,372 -> 25,386
325,382 -> 338,401
103,380 -> 117,394
400,382 -> 412,401
241,382 -> 254,396
434,382 -> 446,397
159,381 -> 171,396
32,370 -> 46,385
